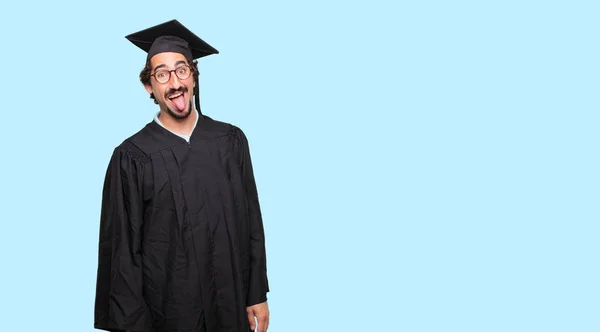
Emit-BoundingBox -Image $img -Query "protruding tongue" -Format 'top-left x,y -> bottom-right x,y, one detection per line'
172,95 -> 186,111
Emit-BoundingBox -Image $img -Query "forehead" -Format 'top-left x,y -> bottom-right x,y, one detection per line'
149,52 -> 189,69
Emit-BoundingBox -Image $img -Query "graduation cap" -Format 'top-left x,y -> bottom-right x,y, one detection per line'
125,19 -> 219,61
125,19 -> 219,113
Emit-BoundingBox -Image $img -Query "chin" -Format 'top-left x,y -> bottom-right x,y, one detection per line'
166,107 -> 191,120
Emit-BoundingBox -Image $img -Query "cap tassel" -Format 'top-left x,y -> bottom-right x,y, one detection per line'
194,71 -> 202,115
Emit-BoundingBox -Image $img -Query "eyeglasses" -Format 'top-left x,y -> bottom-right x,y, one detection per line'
151,65 -> 192,84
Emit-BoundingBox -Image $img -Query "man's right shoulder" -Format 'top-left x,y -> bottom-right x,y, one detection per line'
112,123 -> 154,162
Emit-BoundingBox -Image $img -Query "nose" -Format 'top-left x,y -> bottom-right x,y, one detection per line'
168,71 -> 182,88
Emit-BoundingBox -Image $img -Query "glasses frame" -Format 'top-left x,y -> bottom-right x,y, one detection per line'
151,65 -> 192,84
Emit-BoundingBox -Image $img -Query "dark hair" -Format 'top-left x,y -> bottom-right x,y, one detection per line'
139,57 -> 199,104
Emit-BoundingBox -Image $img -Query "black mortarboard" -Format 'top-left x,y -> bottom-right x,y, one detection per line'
125,19 -> 219,61
125,19 -> 219,114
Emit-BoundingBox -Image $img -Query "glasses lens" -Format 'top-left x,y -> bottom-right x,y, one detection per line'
175,66 -> 191,80
154,70 -> 169,83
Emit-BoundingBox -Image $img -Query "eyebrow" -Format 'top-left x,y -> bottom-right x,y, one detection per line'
153,60 -> 188,72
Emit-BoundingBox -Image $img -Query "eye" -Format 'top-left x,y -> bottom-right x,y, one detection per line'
177,67 -> 188,75
155,71 -> 168,79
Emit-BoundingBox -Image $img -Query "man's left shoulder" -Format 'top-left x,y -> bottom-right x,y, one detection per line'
201,115 -> 245,136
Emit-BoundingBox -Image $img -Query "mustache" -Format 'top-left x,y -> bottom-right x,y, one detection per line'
165,86 -> 188,97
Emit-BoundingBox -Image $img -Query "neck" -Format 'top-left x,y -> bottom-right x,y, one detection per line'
157,108 -> 198,136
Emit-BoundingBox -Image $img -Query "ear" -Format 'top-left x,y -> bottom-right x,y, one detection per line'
144,83 -> 153,94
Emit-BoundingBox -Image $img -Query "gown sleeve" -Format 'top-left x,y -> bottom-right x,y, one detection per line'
94,143 -> 152,332
234,126 -> 270,306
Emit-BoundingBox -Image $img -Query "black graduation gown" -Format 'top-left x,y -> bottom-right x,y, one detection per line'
94,115 -> 269,332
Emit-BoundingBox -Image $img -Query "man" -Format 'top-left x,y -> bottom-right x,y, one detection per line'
94,20 -> 270,332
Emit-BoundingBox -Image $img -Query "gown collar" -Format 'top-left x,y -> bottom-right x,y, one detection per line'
153,109 -> 200,143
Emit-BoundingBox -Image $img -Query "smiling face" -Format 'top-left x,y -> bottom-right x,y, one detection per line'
144,52 -> 196,120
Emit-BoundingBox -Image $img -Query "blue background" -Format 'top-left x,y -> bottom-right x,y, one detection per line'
0,1 -> 598,331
